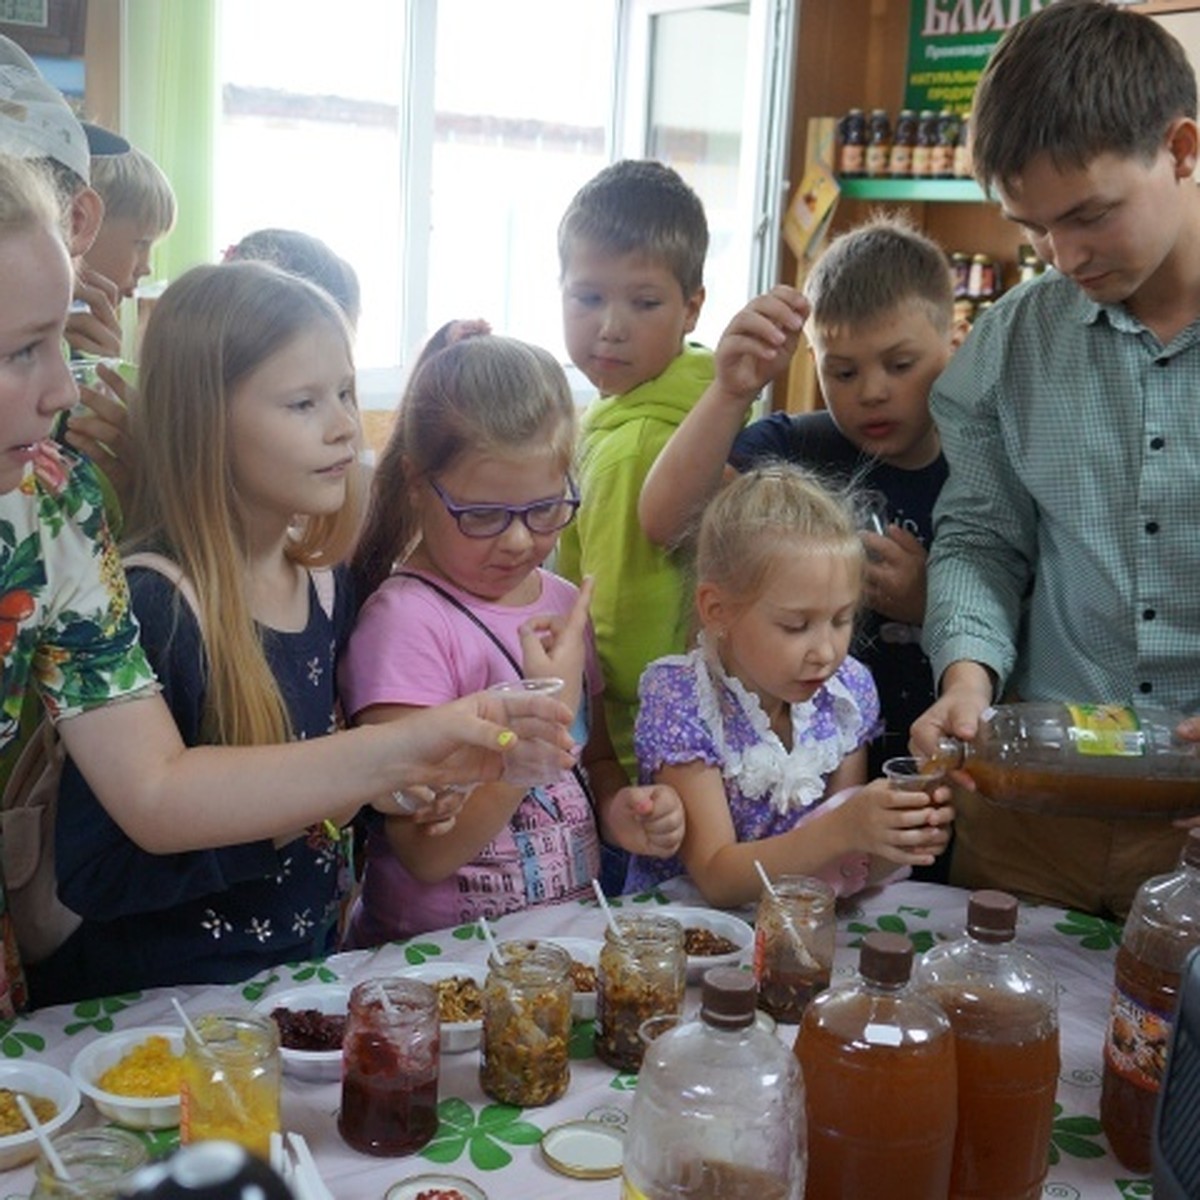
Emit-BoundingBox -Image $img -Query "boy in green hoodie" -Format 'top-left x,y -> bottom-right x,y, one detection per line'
555,160 -> 710,786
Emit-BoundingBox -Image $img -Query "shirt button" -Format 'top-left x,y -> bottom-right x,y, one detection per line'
1139,681 -> 1153,694
1149,436 -> 1165,450
1145,521 -> 1160,534
1143,608 -> 1157,620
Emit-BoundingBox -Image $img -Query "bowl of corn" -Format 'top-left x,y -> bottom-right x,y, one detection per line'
70,1026 -> 183,1129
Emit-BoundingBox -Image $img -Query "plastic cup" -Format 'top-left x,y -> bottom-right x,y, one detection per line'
488,678 -> 567,787
882,755 -> 946,798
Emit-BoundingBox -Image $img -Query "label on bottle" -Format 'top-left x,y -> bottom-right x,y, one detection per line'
621,1179 -> 649,1200
1066,703 -> 1145,757
1103,982 -> 1172,1091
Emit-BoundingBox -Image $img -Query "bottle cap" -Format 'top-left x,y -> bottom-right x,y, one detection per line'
859,931 -> 913,985
967,890 -> 1019,943
700,967 -> 757,1029
1185,827 -> 1200,869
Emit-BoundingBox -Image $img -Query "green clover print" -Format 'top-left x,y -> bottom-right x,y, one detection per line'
64,993 -> 143,1036
0,1019 -> 44,1058
1048,1104 -> 1107,1164
1116,1182 -> 1154,1199
846,906 -> 938,954
240,960 -> 339,1003
422,1098 -> 544,1170
1054,911 -> 1122,953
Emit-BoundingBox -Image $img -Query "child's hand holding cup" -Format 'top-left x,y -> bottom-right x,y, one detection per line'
488,678 -> 573,787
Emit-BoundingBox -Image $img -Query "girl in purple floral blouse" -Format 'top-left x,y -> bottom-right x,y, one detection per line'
627,466 -> 954,907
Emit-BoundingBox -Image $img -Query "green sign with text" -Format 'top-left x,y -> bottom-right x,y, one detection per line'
904,0 -> 1059,113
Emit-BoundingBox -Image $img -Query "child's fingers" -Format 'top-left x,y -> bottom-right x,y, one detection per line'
563,575 -> 595,640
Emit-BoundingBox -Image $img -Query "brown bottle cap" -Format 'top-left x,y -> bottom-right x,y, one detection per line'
859,931 -> 913,985
1185,827 -> 1200,869
967,890 -> 1019,943
701,967 -> 757,1029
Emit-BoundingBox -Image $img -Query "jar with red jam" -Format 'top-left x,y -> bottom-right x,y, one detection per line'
594,913 -> 686,1072
480,940 -> 573,1107
339,978 -> 440,1156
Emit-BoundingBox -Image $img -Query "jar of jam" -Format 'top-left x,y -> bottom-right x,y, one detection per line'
594,914 -> 686,1072
339,978 -> 440,1156
891,109 -> 918,178
754,875 -> 836,1024
838,108 -> 866,178
950,251 -> 971,299
968,253 -> 998,300
481,939 -> 572,1107
865,108 -> 891,178
31,1128 -> 149,1199
180,1012 -> 281,1160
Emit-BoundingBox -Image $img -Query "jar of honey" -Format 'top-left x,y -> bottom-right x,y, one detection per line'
754,875 -> 835,1024
594,913 -> 686,1072
180,1011 -> 281,1160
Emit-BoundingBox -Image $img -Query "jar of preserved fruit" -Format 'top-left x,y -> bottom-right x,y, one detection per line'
967,253 -> 998,300
912,110 -> 938,179
481,939 -> 572,1106
180,1012 -> 281,1160
594,913 -> 686,1072
838,108 -> 867,178
950,251 -> 971,299
865,109 -> 891,178
754,875 -> 835,1024
339,978 -> 440,1156
890,109 -> 918,178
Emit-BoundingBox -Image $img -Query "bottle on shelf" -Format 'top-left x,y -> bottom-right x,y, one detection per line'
865,108 -> 891,178
932,110 -> 960,179
795,931 -> 957,1200
621,967 -> 805,1200
914,890 -> 1060,1200
912,109 -> 939,179
967,253 -> 998,301
954,111 -> 973,179
837,108 -> 866,178
891,108 -> 918,178
1101,828 -> 1200,1172
929,702 -> 1200,819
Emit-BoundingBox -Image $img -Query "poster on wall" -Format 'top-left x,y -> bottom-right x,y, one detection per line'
904,1 -> 1055,113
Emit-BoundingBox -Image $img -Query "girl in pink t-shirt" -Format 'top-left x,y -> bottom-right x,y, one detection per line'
339,335 -> 684,945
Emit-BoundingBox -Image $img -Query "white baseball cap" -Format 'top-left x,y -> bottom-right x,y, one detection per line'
0,35 -> 128,185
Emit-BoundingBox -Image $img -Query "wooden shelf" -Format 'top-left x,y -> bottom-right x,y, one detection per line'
837,178 -> 986,203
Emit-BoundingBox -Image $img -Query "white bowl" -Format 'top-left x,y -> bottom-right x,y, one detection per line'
541,937 -> 602,1020
393,961 -> 487,1053
255,982 -> 351,1083
0,1060 -> 80,1170
653,906 -> 754,982
69,1026 -> 181,1130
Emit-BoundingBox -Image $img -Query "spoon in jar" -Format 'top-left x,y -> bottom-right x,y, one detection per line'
754,859 -> 822,972
591,878 -> 628,945
478,915 -> 506,965
171,997 -> 251,1123
16,1093 -> 69,1182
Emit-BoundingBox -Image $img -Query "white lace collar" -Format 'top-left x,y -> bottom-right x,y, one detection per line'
685,633 -> 864,815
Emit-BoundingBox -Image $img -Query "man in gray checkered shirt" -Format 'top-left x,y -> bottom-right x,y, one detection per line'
913,0 -> 1200,918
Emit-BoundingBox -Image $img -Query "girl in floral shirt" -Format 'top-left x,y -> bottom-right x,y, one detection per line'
0,157 -> 572,1011
627,466 -> 954,908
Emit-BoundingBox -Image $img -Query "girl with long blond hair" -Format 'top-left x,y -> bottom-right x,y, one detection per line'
17,246 -> 569,1006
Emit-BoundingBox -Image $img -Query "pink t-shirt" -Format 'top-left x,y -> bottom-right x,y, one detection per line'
338,568 -> 603,946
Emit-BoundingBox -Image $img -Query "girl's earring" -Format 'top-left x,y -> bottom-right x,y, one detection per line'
714,627 -> 726,641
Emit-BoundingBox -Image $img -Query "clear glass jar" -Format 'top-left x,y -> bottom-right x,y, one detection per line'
754,875 -> 835,1024
481,939 -> 572,1106
594,913 -> 686,1072
180,1011 -> 281,1159
31,1127 -> 149,1199
339,977 -> 441,1156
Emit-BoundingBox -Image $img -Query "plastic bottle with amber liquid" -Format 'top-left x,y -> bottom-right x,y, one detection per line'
1100,828 -> 1200,1172
930,702 -> 1200,820
914,890 -> 1060,1200
621,968 -> 805,1200
795,931 -> 957,1200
